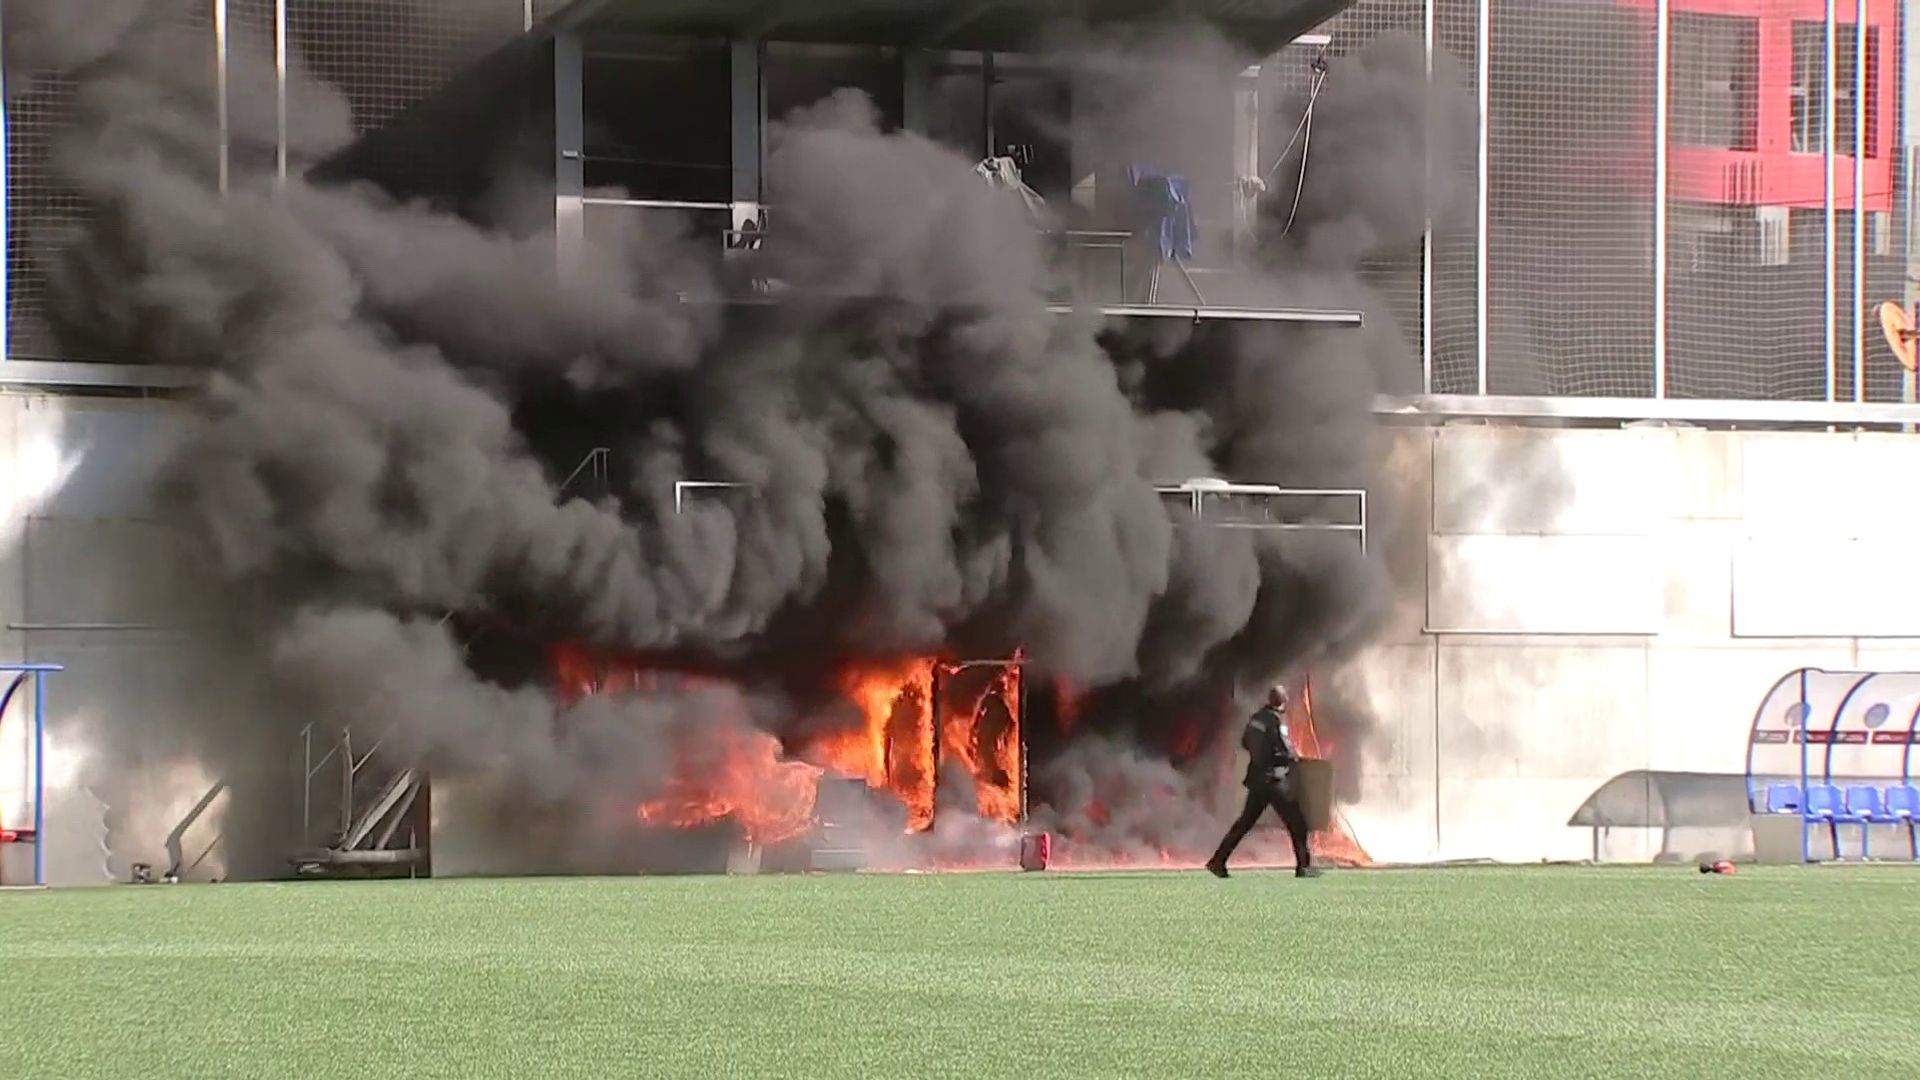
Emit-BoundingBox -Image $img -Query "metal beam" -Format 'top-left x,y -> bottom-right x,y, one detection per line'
0,361 -> 201,391
553,0 -> 620,32
1374,393 -> 1920,427
915,0 -> 1006,47
730,40 -> 764,207
555,30 -> 587,272
684,294 -> 1363,325
215,0 -> 231,195
1047,303 -> 1363,325
742,0 -> 808,39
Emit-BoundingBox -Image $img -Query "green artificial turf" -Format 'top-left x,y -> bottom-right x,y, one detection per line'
1,866 -> 1915,1078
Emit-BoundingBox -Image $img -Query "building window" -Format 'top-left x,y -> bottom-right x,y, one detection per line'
1672,14 -> 1758,151
1791,22 -> 1880,158
1865,28 -> 1881,159
1791,22 -> 1824,154
582,39 -> 732,201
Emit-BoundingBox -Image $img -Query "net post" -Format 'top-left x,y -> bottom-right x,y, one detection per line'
1475,0 -> 1490,395
1653,0 -> 1671,399
1,0 -> 8,364
1854,0 -> 1868,404
1827,0 -> 1839,403
214,0 -> 230,195
1422,0 -> 1435,394
275,0 -> 289,186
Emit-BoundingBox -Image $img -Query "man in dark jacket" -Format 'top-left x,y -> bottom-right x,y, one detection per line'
1206,685 -> 1319,879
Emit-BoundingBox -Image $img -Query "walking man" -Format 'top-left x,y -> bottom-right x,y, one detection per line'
1207,685 -> 1320,879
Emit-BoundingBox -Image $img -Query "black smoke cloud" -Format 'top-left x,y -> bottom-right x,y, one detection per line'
16,0 -> 1469,866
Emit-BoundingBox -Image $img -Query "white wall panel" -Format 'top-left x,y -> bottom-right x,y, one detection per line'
1741,434 -> 1920,538
1733,539 -> 1920,637
1429,534 -> 1664,634
1433,426 -> 1672,535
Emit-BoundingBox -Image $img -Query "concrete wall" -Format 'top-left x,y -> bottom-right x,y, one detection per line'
8,390 -> 1920,880
1338,423 -> 1920,865
0,393 -> 271,886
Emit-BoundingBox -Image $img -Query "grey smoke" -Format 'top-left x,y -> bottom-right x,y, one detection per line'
19,2 -> 1471,863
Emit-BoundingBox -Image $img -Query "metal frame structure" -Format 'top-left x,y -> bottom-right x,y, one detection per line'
583,195 -> 1368,327
0,663 -> 64,886
1153,479 -> 1368,554
18,358 -> 1920,431
931,657 -> 1028,823
1374,392 -> 1920,427
292,722 -> 425,874
677,479 -> 1368,554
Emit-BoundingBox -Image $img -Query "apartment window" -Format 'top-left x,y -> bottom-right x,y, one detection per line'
1792,22 -> 1880,157
1791,22 -> 1824,154
1865,28 -> 1881,158
1672,14 -> 1758,151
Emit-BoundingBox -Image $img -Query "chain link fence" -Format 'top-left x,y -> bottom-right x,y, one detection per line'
5,0 -> 1913,403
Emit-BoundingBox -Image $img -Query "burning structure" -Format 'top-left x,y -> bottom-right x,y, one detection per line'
1,0 -> 1465,881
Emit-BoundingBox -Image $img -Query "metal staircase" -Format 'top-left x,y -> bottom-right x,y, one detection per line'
290,723 -> 427,877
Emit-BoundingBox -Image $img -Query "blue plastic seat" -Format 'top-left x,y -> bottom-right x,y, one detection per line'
1764,783 -> 1803,814
1837,785 -> 1889,859
1805,783 -> 1842,819
1887,785 -> 1920,820
1844,785 -> 1887,821
1887,785 -> 1920,860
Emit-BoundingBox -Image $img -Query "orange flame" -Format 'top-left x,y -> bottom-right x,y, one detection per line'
637,725 -> 823,846
812,658 -> 939,831
556,643 -> 1025,847
1292,676 -> 1372,868
936,660 -> 1023,824
1053,676 -> 1085,735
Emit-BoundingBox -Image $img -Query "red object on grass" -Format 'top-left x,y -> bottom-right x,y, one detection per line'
1020,832 -> 1051,871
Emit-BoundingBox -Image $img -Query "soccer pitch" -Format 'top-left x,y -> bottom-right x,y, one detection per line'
2,866 -> 1914,1078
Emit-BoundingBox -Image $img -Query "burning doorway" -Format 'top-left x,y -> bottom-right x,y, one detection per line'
551,644 -> 1026,866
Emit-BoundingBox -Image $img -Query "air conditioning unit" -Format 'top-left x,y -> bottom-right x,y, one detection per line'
1755,206 -> 1790,266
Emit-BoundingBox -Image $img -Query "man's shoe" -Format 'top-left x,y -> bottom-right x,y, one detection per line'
1205,860 -> 1230,879
1294,867 -> 1323,879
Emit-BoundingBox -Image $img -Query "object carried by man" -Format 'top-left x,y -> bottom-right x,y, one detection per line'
1207,684 -> 1320,879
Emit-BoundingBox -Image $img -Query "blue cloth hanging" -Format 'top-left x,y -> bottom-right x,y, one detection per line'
1126,164 -> 1196,263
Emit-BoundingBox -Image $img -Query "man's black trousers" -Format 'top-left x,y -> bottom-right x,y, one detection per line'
1211,779 -> 1313,869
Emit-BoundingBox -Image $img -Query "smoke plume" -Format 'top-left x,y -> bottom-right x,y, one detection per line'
15,0 -> 1470,870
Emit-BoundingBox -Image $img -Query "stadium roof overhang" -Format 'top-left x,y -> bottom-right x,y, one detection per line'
549,0 -> 1355,54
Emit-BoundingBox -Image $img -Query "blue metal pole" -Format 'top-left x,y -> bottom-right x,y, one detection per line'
1801,669 -> 1812,863
33,670 -> 44,886
2,0 -> 10,363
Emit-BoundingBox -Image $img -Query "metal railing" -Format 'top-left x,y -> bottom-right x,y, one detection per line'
295,722 -> 423,872
1153,480 -> 1368,554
